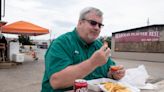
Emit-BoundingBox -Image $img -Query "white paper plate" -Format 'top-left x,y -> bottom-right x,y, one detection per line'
87,78 -> 140,92
87,78 -> 117,91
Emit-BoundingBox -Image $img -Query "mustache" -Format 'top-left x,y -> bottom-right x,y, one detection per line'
91,29 -> 100,33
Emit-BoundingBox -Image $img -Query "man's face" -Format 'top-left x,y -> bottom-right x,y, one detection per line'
78,11 -> 103,43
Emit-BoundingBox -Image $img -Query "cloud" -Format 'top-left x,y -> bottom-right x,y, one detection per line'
40,0 -> 79,8
2,0 -> 164,40
54,20 -> 75,28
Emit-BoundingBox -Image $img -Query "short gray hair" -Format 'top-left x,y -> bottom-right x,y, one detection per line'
79,7 -> 103,20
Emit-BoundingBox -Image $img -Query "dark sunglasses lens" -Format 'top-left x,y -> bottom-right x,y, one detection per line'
91,20 -> 103,28
90,20 -> 97,26
86,19 -> 103,28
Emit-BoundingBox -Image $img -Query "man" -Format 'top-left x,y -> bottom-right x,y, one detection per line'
41,7 -> 125,92
0,33 -> 7,61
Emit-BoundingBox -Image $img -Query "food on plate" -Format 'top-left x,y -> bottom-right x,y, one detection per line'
94,82 -> 105,85
103,82 -> 131,92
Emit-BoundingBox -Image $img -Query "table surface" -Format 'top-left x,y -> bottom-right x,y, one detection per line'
66,78 -> 164,92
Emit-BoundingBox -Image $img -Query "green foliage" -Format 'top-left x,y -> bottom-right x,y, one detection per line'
99,36 -> 111,48
18,35 -> 33,45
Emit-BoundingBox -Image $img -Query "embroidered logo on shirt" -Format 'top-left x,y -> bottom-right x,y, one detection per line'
74,50 -> 79,55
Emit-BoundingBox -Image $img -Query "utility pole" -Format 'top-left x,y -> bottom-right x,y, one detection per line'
0,0 -> 2,20
0,0 -> 1,20
1,0 -> 6,20
147,17 -> 150,26
0,0 -> 7,31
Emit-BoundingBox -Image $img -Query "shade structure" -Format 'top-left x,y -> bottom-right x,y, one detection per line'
1,21 -> 49,36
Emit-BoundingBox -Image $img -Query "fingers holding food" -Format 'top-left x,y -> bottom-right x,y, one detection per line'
102,37 -> 111,57
102,37 -> 108,47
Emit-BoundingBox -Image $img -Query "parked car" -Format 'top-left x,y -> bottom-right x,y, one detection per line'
37,42 -> 48,49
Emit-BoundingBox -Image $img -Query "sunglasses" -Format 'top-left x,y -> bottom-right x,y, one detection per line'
83,19 -> 104,28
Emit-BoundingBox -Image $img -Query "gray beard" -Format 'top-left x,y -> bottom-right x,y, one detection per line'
88,35 -> 93,40
88,35 -> 96,42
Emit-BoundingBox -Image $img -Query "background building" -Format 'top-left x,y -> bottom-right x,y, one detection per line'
111,24 -> 164,62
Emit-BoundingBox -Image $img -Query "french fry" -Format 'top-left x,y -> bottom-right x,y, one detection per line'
103,82 -> 131,92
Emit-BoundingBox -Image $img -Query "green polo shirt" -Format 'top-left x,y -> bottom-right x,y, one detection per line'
41,28 -> 116,92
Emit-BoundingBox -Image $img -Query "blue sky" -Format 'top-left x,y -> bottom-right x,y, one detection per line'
2,0 -> 164,40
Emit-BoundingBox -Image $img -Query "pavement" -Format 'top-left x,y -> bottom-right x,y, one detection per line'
0,48 -> 164,92
0,49 -> 46,92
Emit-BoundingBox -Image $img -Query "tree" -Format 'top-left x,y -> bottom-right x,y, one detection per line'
18,35 -> 33,45
99,36 -> 111,48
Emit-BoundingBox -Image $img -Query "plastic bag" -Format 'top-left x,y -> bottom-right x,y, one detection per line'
120,65 -> 149,88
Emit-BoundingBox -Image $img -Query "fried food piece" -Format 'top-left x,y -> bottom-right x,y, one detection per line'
104,82 -> 131,92
111,66 -> 120,71
103,37 -> 108,47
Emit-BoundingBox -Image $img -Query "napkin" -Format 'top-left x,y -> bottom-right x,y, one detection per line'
120,65 -> 156,89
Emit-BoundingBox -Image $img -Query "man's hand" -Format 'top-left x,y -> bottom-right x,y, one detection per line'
108,65 -> 125,80
89,43 -> 111,67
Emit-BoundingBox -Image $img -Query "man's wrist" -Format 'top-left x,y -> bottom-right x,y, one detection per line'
108,73 -> 114,79
108,73 -> 120,80
88,58 -> 99,68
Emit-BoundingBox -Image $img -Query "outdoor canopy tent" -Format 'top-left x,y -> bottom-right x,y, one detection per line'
1,21 -> 49,36
1,21 -> 49,62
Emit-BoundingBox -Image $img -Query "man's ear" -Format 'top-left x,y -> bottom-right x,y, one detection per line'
79,20 -> 84,25
77,20 -> 83,26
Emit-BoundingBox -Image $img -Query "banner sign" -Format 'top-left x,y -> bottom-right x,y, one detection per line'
115,31 -> 160,42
